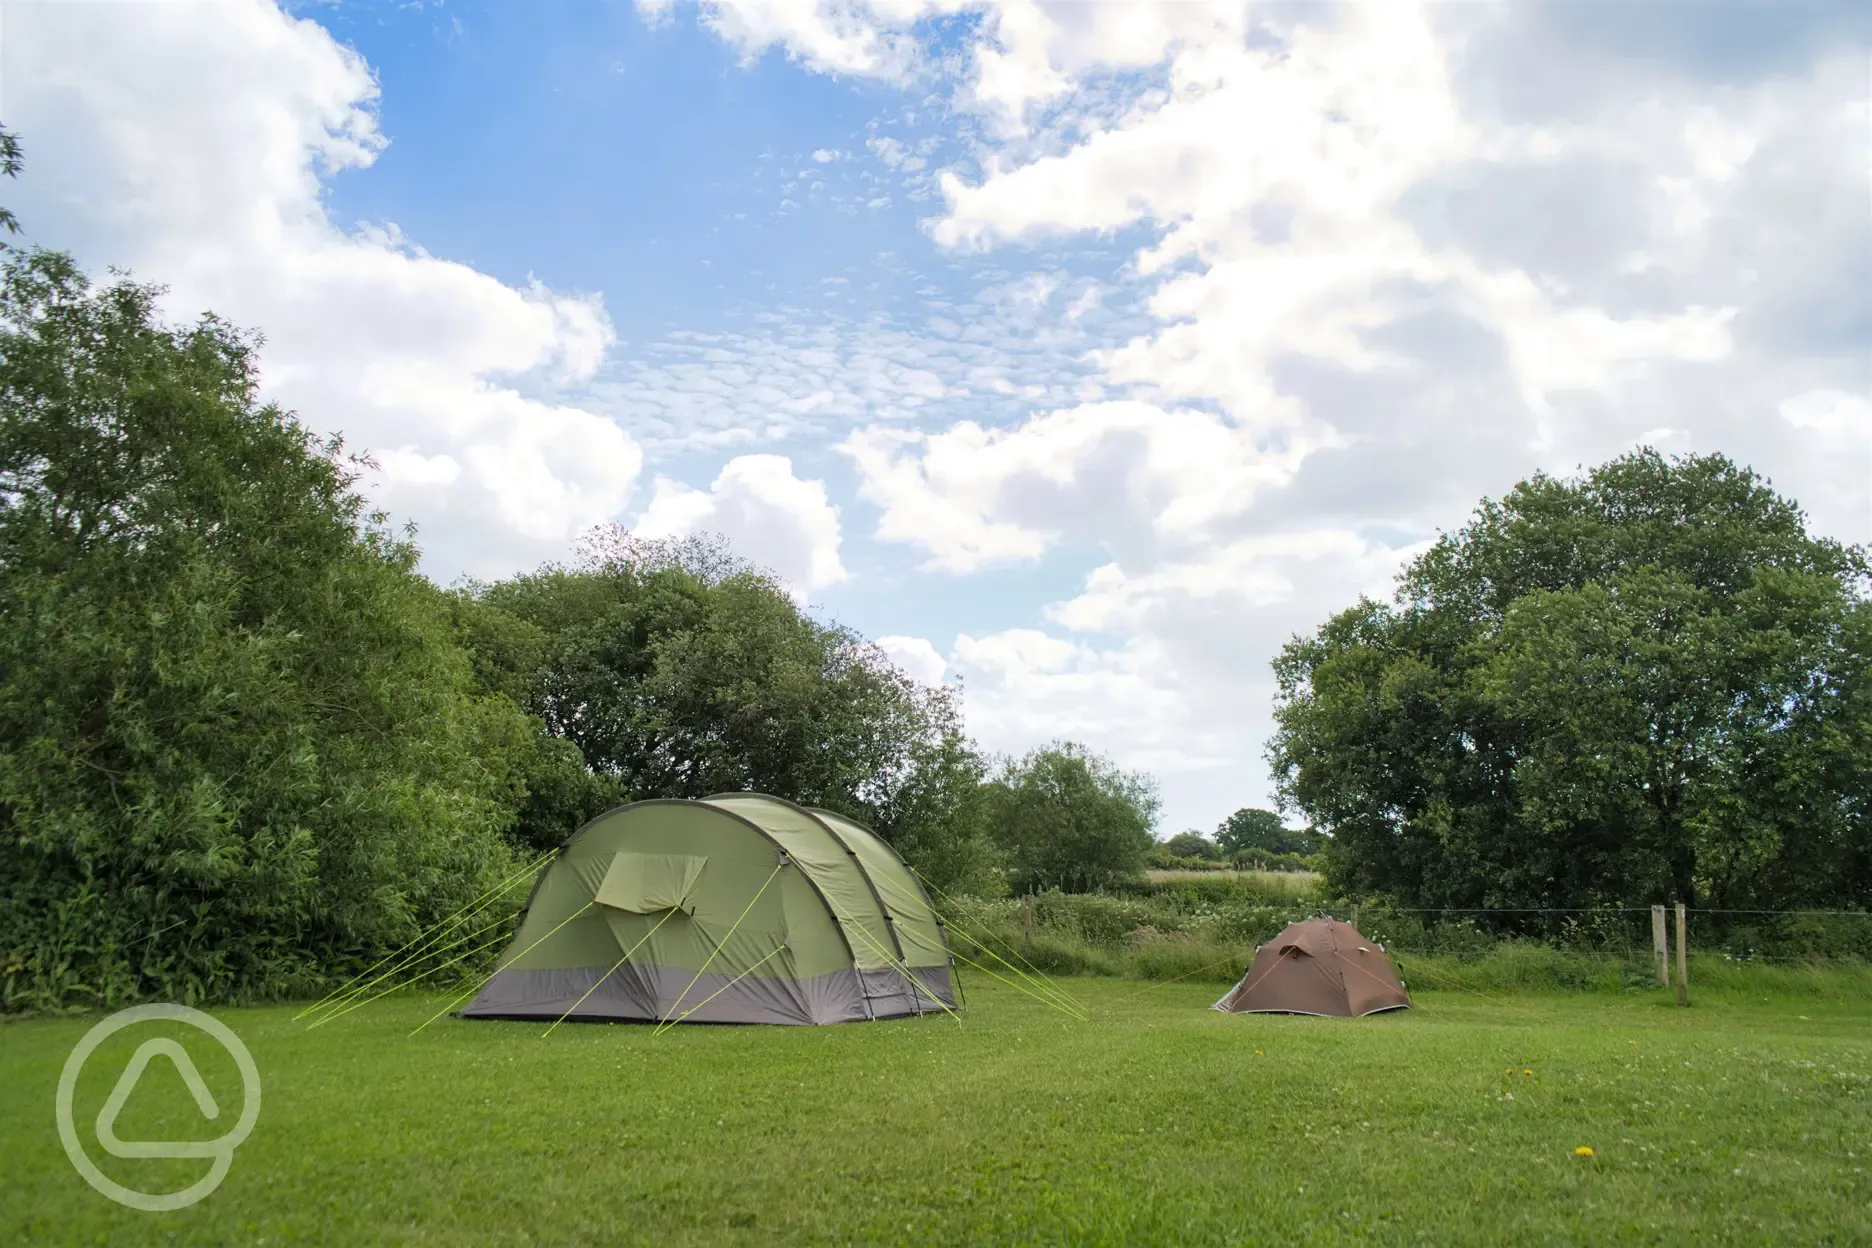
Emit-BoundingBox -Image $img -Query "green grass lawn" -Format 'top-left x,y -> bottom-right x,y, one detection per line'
4,974 -> 1868,1246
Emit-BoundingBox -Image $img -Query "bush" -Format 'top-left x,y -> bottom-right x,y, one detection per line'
0,253 -> 529,1012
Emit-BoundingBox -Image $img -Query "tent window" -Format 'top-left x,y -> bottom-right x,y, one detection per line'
594,853 -> 708,914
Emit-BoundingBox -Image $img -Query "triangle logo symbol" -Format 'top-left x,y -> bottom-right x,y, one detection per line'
94,1038 -> 221,1160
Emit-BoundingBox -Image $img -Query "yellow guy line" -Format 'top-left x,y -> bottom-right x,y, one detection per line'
942,919 -> 1087,1017
1112,952 -> 1249,1006
304,904 -> 522,1028
911,868 -> 1088,1015
653,861 -> 785,1035
295,853 -> 550,1017
947,945 -> 1089,1020
308,922 -> 517,1030
542,906 -> 680,1037
408,901 -> 599,1037
910,868 -> 1087,1014
298,850 -> 551,1021
303,900 -> 522,1026
833,909 -> 963,1027
652,945 -> 787,1030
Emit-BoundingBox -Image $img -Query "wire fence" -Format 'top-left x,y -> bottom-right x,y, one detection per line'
1329,900 -> 1872,983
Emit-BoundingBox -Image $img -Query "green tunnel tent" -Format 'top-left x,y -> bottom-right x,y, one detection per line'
459,794 -> 957,1026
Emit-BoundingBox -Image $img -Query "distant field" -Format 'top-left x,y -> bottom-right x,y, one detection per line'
4,974 -> 1868,1246
1144,867 -> 1322,894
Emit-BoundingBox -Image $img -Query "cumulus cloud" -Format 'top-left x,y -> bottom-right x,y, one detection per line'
838,400 -> 1327,573
24,0 -> 1863,833
6,0 -> 643,580
669,0 -> 1871,830
633,454 -> 849,594
874,635 -> 948,686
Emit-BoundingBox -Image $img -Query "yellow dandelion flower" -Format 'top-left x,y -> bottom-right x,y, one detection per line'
1523,1068 -> 1533,1076
1575,1146 -> 1595,1159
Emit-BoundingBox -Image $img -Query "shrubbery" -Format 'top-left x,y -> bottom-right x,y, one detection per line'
932,877 -> 1872,990
0,253 -> 532,1011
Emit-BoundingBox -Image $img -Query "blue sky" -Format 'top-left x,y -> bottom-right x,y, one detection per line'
9,0 -> 1869,835
295,0 -> 1161,648
306,0 -> 929,335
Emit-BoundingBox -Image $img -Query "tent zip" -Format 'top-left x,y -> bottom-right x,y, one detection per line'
542,905 -> 681,1036
654,859 -> 787,1030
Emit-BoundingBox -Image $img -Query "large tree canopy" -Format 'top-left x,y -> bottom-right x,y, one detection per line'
0,251 -> 534,1010
1269,450 -> 1871,920
456,529 -> 1004,894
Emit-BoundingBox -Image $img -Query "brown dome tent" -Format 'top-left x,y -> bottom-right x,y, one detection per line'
1212,918 -> 1410,1017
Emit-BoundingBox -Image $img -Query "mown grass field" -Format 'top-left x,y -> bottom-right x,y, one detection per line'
3,974 -> 1868,1246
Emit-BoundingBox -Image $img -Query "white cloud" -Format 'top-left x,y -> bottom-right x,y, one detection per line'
7,0 -> 643,579
26,0 -> 1852,837
636,0 -> 945,82
633,454 -> 849,593
376,447 -> 463,489
874,635 -> 947,685
1780,389 -> 1872,438
838,400 -> 1326,573
867,135 -> 909,167
668,0 -> 1869,832
936,0 -> 1743,439
944,525 -> 1432,822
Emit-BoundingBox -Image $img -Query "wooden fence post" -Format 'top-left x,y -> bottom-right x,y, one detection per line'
1651,905 -> 1669,987
1674,902 -> 1689,1007
1351,904 -> 1361,931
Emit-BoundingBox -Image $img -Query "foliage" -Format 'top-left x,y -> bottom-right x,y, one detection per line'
0,126 -> 20,244
441,592 -> 621,854
1145,845 -> 1234,870
459,529 -> 1003,893
0,251 -> 529,1011
1128,869 -> 1324,907
1161,830 -> 1221,860
981,741 -> 1159,893
1269,449 -> 1872,924
1214,806 -> 1321,858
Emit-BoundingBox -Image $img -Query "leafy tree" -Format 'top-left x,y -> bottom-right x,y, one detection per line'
985,742 -> 1159,892
443,592 -> 621,854
0,126 -> 21,244
0,250 -> 533,1010
1163,831 -> 1221,860
1268,449 -> 1871,922
459,530 -> 1003,892
1215,807 -> 1321,858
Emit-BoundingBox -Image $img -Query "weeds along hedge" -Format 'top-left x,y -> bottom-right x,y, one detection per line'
940,889 -> 1323,984
1344,901 -> 1872,966
934,887 -> 1872,990
1383,945 -> 1872,999
1119,871 -> 1321,909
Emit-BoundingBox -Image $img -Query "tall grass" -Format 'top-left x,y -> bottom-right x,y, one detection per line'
1142,869 -> 1321,899
934,884 -> 1872,996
